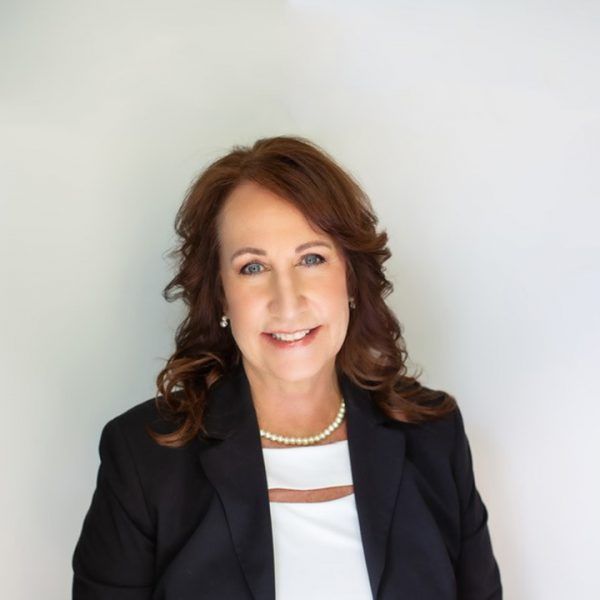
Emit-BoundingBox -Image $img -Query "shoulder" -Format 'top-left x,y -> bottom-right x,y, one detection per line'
100,397 -> 165,453
388,382 -> 471,473
391,385 -> 486,514
93,395 -> 205,511
98,394 -> 195,475
102,390 -> 191,442
104,395 -> 166,435
391,378 -> 461,438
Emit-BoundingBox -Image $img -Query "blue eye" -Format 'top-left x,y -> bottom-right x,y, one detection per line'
240,262 -> 263,276
239,253 -> 326,276
303,253 -> 326,267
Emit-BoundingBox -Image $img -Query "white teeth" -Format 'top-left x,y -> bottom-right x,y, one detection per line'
271,329 -> 311,341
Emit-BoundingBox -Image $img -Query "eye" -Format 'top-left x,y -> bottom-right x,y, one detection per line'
239,262 -> 263,276
302,253 -> 326,267
239,253 -> 327,276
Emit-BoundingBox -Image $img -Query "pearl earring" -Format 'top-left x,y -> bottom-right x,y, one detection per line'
220,315 -> 229,328
349,297 -> 356,309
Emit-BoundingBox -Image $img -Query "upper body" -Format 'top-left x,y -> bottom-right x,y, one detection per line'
72,135 -> 502,599
72,363 -> 502,599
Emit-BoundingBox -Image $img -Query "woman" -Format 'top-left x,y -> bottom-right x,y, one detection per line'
72,135 -> 502,599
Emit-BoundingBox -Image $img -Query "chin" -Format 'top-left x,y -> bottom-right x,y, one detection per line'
266,355 -> 338,381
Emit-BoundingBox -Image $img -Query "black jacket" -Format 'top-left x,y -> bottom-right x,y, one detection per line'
72,363 -> 502,599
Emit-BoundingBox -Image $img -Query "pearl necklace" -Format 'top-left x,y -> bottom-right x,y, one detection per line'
259,398 -> 346,446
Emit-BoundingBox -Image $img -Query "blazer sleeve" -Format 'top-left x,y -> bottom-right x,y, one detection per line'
72,417 -> 156,599
452,407 -> 503,600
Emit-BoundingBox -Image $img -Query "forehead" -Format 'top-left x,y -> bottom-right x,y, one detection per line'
218,181 -> 323,245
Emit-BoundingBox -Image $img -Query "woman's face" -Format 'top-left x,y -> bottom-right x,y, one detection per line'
217,180 -> 351,385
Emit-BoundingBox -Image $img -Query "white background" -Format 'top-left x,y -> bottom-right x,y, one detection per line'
1,1 -> 598,598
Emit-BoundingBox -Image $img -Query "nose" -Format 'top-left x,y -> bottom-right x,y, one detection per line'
268,270 -> 307,321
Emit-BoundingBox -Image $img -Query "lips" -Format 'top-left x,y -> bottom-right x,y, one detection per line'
261,325 -> 322,348
265,326 -> 318,335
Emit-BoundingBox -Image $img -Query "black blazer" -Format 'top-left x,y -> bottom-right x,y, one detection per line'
72,363 -> 502,599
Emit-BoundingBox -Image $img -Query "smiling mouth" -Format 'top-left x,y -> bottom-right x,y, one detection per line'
265,326 -> 318,335
263,325 -> 320,340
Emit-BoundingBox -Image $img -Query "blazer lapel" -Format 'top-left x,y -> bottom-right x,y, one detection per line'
194,363 -> 407,600
194,365 -> 276,600
341,375 -> 407,599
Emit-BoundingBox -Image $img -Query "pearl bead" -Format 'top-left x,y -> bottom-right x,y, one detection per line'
259,398 -> 346,446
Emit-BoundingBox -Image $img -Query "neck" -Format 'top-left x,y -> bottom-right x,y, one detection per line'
243,358 -> 343,439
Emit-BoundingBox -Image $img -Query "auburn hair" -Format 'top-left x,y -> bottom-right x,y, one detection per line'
149,135 -> 457,447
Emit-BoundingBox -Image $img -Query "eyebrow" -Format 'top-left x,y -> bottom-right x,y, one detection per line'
230,240 -> 333,263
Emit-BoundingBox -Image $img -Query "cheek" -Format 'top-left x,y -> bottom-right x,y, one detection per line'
230,300 -> 261,331
223,277 -> 257,312
323,275 -> 350,312
226,289 -> 265,338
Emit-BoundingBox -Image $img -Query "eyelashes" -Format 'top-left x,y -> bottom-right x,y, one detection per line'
239,253 -> 327,276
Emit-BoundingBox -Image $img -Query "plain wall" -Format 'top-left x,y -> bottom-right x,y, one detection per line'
1,1 -> 598,598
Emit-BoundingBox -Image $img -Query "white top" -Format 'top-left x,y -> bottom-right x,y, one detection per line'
261,440 -> 373,600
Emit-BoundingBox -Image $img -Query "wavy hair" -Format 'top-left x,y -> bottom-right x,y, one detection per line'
149,135 -> 457,447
